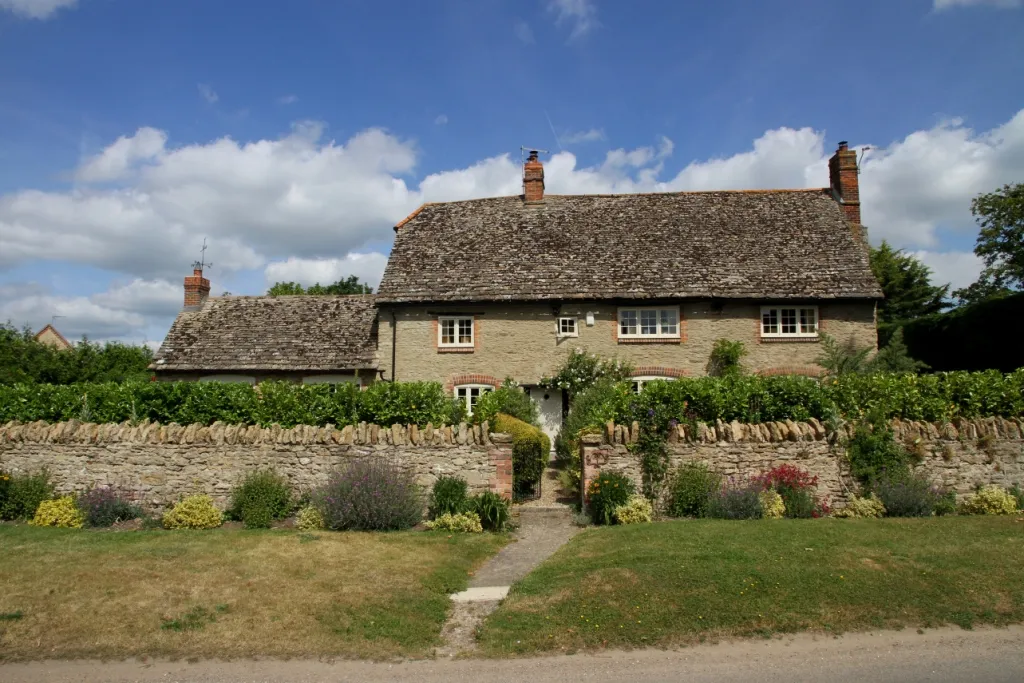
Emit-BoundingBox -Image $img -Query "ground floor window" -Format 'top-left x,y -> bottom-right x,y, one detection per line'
455,384 -> 493,415
630,375 -> 677,393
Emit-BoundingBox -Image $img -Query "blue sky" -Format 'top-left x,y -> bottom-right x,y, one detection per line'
1,0 -> 1023,346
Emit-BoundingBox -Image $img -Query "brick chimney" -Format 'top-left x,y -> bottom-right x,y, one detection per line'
183,267 -> 210,309
523,150 -> 544,203
828,140 -> 860,225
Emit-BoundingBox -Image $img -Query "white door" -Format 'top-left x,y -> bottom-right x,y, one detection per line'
529,387 -> 563,451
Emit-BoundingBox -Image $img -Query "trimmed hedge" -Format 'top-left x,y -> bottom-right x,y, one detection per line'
0,380 -> 466,428
493,413 -> 550,499
614,370 -> 1024,426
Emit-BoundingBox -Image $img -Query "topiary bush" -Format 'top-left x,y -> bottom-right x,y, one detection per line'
707,480 -> 763,520
429,475 -> 468,519
424,511 -> 483,533
870,471 -> 946,518
295,505 -> 325,531
314,458 -> 422,531
758,489 -> 785,519
493,413 -> 550,501
958,485 -> 1019,515
465,491 -> 510,531
614,495 -> 653,525
30,496 -> 84,528
163,494 -> 223,530
0,469 -> 55,521
833,494 -> 886,518
77,486 -> 141,527
587,471 -> 635,525
227,469 -> 294,529
665,462 -> 721,518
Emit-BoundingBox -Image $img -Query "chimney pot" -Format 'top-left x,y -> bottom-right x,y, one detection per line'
523,150 -> 545,203
183,267 -> 211,310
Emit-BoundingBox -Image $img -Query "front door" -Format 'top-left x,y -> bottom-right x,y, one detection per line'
528,387 -> 563,451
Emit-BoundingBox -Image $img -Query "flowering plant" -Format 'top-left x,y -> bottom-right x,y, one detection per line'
540,349 -> 633,399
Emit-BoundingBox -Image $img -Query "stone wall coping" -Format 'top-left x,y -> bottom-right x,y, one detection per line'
0,420 -> 504,448
599,417 -> 1024,445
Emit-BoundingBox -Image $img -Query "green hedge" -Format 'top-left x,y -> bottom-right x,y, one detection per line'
880,293 -> 1024,373
492,413 -> 550,499
608,370 -> 1024,427
0,381 -> 466,428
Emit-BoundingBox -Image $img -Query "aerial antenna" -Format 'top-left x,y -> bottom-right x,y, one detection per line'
50,314 -> 65,326
857,146 -> 871,174
519,146 -> 551,170
192,237 -> 213,272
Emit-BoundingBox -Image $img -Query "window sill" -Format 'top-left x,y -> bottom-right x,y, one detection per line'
760,336 -> 820,344
617,338 -> 682,344
438,347 -> 475,353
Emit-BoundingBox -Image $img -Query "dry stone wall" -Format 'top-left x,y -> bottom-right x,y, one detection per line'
582,417 -> 1024,509
0,420 -> 512,511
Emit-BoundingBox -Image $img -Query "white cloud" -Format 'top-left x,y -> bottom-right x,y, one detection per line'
434,114 -> 448,126
263,253 -> 389,291
934,0 -> 1021,9
560,128 -> 605,145
197,84 -> 219,104
76,127 -> 168,183
912,250 -> 985,291
277,94 -> 298,105
0,0 -> 76,19
548,0 -> 598,40
90,278 -> 182,316
513,19 -> 534,43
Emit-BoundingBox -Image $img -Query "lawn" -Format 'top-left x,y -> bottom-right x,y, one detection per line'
478,517 -> 1024,655
0,526 -> 505,661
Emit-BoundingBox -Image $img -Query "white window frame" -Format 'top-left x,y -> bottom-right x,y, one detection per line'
760,305 -> 819,339
556,316 -> 579,338
438,316 -> 474,348
617,306 -> 680,339
455,384 -> 493,416
630,375 -> 677,394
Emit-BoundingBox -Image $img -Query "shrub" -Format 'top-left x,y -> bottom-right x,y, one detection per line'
755,464 -> 821,519
227,469 -> 293,529
759,489 -> 785,519
540,349 -> 633,400
1010,484 -> 1024,511
0,469 -> 10,515
871,471 -> 945,517
665,462 -> 721,518
163,495 -> 223,530
706,339 -> 747,377
314,458 -> 422,531
958,485 -> 1019,515
833,494 -> 886,518
0,470 -> 55,521
472,378 -> 538,426
846,418 -> 910,486
587,472 -> 635,525
77,486 -> 142,527
493,413 -> 550,500
295,505 -> 324,531
614,495 -> 653,525
934,490 -> 958,517
465,491 -> 510,531
424,511 -> 483,533
29,496 -> 84,528
707,480 -> 763,520
429,475 -> 468,518
555,378 -> 631,496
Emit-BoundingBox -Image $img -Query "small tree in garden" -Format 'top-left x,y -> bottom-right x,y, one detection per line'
706,339 -> 747,377
541,349 -> 632,400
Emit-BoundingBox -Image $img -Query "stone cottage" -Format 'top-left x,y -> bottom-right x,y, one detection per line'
152,142 -> 882,442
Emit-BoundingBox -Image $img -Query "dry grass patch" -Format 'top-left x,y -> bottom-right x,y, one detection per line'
478,517 -> 1024,655
0,526 -> 505,661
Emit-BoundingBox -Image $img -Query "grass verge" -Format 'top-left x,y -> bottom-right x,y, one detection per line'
478,517 -> 1024,655
0,526 -> 505,661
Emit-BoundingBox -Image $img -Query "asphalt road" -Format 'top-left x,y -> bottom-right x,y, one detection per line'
3,626 -> 1022,683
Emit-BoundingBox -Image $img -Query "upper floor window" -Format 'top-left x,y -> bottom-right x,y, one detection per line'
761,306 -> 818,338
630,375 -> 676,394
618,306 -> 679,339
439,316 -> 474,347
455,384 -> 492,415
557,316 -> 578,337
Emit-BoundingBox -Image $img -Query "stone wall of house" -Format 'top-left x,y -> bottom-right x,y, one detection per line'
377,300 -> 877,386
581,417 -> 1024,509
0,420 -> 512,512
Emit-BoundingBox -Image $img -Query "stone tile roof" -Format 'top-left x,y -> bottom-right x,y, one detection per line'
152,295 -> 378,372
376,190 -> 883,303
